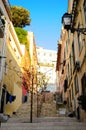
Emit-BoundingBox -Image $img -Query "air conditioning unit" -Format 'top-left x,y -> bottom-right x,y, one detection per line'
75,61 -> 80,72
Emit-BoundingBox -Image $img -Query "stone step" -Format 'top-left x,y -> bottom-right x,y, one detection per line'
40,102 -> 58,117
1,122 -> 86,130
1,116 -> 86,130
5,116 -> 86,124
13,93 -> 57,118
1,121 -> 86,125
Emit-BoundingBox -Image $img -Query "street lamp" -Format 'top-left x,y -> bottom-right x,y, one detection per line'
62,13 -> 86,35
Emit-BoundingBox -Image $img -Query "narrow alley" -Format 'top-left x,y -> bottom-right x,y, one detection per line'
0,1 -> 86,130
0,92 -> 86,130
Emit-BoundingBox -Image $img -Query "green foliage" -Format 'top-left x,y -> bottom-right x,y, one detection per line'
15,27 -> 30,56
15,27 -> 28,44
11,6 -> 31,27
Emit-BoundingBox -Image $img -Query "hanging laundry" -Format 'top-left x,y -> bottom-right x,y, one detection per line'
6,92 -> 16,104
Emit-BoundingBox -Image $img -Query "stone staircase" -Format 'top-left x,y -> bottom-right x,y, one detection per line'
1,117 -> 86,130
13,94 -> 37,118
0,92 -> 86,129
13,92 -> 57,118
40,102 -> 57,117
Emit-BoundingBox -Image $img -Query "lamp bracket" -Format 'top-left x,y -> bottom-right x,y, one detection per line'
71,27 -> 86,35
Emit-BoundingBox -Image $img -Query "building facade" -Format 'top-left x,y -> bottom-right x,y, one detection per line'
0,0 -> 25,117
56,0 -> 86,121
0,1 -> 38,118
36,46 -> 57,92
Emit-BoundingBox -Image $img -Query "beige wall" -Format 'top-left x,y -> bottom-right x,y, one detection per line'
2,31 -> 22,116
0,0 -> 23,116
66,0 -> 86,120
56,0 -> 86,121
4,83 -> 22,116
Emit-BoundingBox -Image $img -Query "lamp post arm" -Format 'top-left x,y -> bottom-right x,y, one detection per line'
71,27 -> 86,35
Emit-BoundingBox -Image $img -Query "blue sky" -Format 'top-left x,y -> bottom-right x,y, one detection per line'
9,0 -> 68,51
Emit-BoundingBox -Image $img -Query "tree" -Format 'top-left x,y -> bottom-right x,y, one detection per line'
37,72 -> 49,92
11,6 -> 31,27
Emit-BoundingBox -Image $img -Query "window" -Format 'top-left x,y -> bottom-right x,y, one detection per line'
71,84 -> 74,100
70,54 -> 72,78
77,23 -> 83,53
77,32 -> 82,53
43,53 -> 46,56
83,0 -> 86,24
0,8 -> 3,16
81,73 -> 86,96
68,63 -> 70,80
64,79 -> 68,92
72,42 -> 75,66
64,50 -> 66,60
49,53 -> 52,57
0,58 -> 1,71
69,90 -> 72,107
74,75 -> 79,94
66,42 -> 68,54
68,31 -> 70,44
38,52 -> 40,55
4,62 -> 7,74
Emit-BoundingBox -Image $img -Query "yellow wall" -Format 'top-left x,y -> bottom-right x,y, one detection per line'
4,83 -> 22,116
3,44 -> 22,116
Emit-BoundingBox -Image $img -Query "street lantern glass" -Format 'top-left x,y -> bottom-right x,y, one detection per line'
62,13 -> 72,30
63,17 -> 71,25
62,12 -> 86,35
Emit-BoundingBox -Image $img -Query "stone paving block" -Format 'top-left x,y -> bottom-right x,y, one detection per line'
1,120 -> 86,130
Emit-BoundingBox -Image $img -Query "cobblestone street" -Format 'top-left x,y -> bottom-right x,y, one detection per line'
0,0 -> 86,129
1,116 -> 86,130
0,92 -> 86,130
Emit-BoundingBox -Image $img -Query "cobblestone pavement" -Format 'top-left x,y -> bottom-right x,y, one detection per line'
40,102 -> 57,117
0,92 -> 86,129
0,117 -> 86,130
